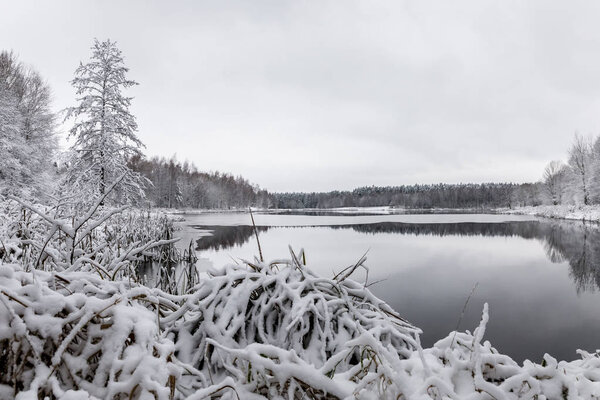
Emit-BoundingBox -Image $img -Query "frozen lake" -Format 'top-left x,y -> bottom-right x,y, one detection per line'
174,211 -> 600,363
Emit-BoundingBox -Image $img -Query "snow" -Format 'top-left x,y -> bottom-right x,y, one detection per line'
2,256 -> 600,399
2,194 -> 600,398
502,204 -> 600,222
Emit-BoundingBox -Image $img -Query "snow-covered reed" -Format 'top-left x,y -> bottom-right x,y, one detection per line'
166,249 -> 422,398
0,252 -> 421,399
0,193 -> 181,283
2,253 -> 600,399
0,264 -> 179,399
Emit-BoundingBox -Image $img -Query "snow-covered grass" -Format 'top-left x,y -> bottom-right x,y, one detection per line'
2,253 -> 600,399
502,204 -> 600,223
0,195 -> 182,280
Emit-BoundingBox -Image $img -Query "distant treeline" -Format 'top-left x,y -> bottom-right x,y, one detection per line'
129,154 -> 545,210
129,154 -> 544,210
272,183 -> 542,209
130,131 -> 600,210
129,155 -> 272,209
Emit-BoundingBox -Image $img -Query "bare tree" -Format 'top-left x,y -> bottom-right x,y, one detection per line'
543,160 -> 567,205
0,50 -> 57,197
568,134 -> 593,205
589,135 -> 600,203
0,81 -> 26,194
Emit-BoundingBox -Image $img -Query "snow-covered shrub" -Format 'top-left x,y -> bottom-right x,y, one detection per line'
0,197 -> 48,266
167,249 -> 423,399
0,252 -> 424,399
2,254 -> 600,399
0,264 -> 180,399
3,189 -> 180,281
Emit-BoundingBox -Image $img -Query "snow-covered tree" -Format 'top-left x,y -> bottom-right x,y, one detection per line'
0,51 -> 57,197
64,39 -> 147,205
0,82 -> 26,194
589,135 -> 600,203
567,134 -> 593,205
542,160 -> 567,205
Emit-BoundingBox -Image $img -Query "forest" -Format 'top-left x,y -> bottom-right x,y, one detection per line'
272,182 -> 541,209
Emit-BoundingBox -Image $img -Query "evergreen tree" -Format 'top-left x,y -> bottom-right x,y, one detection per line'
64,39 -> 146,204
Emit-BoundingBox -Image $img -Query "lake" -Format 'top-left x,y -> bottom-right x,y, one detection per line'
173,211 -> 600,363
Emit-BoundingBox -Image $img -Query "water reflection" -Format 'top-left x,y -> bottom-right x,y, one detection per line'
191,225 -> 269,251
193,221 -> 600,294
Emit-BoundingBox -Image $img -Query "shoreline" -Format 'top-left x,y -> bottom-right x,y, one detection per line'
159,205 -> 499,216
500,205 -> 600,223
159,204 -> 600,225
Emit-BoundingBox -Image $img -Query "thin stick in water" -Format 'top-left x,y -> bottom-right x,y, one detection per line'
249,208 -> 264,262
451,281 -> 479,349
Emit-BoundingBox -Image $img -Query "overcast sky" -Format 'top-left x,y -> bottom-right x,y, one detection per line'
1,1 -> 599,192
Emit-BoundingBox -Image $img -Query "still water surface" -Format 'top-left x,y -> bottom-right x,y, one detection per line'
174,211 -> 600,363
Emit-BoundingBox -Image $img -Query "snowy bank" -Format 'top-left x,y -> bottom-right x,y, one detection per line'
2,256 -> 600,399
502,205 -> 600,223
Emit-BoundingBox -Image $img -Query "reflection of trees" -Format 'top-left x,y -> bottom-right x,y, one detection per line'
193,225 -> 268,251
543,227 -> 566,263
192,221 -> 600,294
343,222 -> 600,294
335,222 -> 543,238
555,225 -> 600,294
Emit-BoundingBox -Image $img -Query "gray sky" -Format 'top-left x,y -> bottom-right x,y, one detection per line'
1,1 -> 599,192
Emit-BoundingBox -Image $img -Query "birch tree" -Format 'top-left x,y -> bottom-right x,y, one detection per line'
64,39 -> 146,205
590,135 -> 600,203
568,134 -> 593,205
542,160 -> 567,205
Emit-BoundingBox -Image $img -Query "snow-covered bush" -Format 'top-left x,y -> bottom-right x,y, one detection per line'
2,186 -> 180,282
0,264 -> 180,400
0,251 -> 424,399
166,249 -> 423,399
3,252 -> 600,399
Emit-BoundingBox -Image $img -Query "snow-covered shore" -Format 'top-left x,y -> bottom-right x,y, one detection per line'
501,205 -> 600,223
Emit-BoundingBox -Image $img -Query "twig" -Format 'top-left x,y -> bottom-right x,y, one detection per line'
451,282 -> 479,349
333,250 -> 369,283
249,208 -> 263,262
